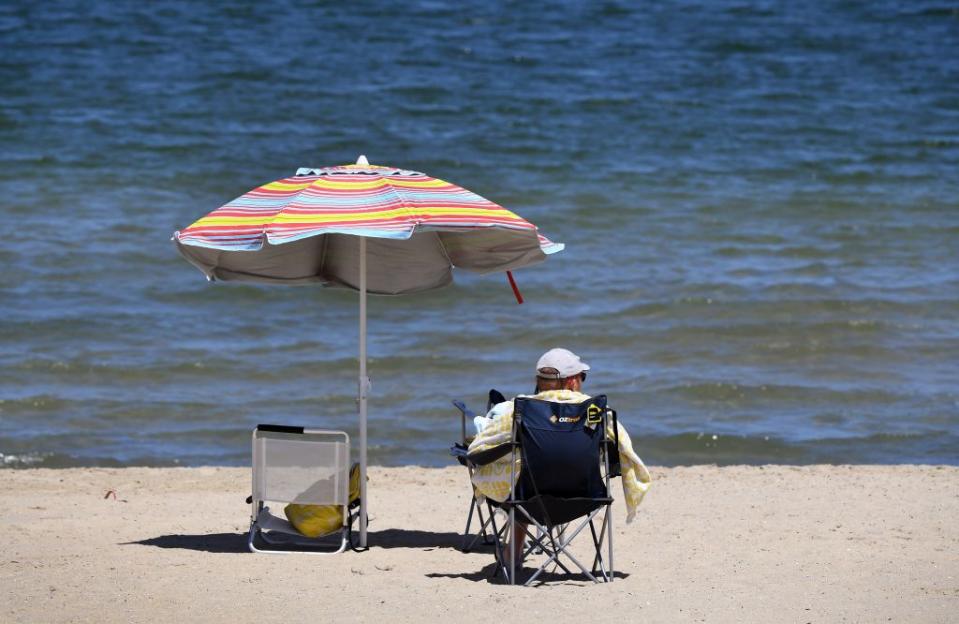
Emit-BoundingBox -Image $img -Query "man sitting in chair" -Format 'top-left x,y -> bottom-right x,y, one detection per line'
467,347 -> 652,563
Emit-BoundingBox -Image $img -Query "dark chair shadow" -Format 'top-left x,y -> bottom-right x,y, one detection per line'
427,561 -> 502,583
124,530 -> 627,586
366,528 -> 473,550
123,528 -> 482,554
123,533 -> 249,554
428,564 -> 630,585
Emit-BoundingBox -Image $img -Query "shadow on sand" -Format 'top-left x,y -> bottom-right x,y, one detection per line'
122,532 -> 250,554
123,528 -> 478,554
427,565 -> 630,585
123,529 -> 624,585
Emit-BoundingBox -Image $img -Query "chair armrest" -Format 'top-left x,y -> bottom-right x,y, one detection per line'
467,442 -> 513,467
449,443 -> 469,467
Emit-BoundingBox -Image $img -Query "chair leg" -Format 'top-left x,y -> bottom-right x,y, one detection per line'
462,494 -> 498,553
509,506 -> 516,585
585,506 -> 615,582
532,525 -> 545,554
588,516 -> 610,581
607,501 -> 614,583
486,502 -> 615,585
486,504 -> 510,582
515,511 -> 574,577
463,504 -> 496,553
591,513 -> 604,573
248,522 -> 349,555
521,524 -> 573,578
477,503 -> 496,545
523,509 -> 604,586
461,497 -> 477,552
508,507 -> 574,586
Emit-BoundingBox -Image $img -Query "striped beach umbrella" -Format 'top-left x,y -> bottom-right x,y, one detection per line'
173,156 -> 563,547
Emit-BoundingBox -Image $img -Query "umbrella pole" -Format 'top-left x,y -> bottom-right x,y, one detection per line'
359,237 -> 368,548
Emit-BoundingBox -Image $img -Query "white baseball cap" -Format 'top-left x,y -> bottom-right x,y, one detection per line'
535,348 -> 590,379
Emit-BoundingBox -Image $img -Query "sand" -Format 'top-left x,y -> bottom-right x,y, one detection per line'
1,465 -> 956,623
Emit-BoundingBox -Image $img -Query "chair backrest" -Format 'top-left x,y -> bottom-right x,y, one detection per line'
513,395 -> 609,499
252,426 -> 349,506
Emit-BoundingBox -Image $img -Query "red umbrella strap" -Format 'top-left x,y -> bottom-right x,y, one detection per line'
506,271 -> 524,305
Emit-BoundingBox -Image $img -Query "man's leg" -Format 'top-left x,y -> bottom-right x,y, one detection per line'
510,520 -> 528,563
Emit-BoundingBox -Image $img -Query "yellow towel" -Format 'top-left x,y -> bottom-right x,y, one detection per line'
467,389 -> 651,522
284,462 -> 362,538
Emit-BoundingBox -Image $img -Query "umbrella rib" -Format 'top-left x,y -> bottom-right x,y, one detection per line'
376,171 -> 418,227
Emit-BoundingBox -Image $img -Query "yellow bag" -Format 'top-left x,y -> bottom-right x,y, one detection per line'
284,463 -> 361,538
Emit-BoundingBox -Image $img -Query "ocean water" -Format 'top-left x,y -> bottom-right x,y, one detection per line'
1,1 -> 957,468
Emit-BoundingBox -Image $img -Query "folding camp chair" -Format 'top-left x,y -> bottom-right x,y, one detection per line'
248,424 -> 356,555
470,395 -> 619,586
449,389 -> 506,552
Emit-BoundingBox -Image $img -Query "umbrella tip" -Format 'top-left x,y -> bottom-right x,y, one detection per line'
356,155 -> 369,166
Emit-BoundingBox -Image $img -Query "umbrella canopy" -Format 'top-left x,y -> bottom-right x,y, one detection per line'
173,156 -> 563,548
174,158 -> 562,293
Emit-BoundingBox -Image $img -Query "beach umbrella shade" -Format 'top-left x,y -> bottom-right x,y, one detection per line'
173,156 -> 563,547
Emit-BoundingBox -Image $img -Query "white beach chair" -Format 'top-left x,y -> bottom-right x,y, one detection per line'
248,425 -> 352,555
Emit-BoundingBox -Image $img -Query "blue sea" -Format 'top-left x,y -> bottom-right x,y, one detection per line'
1,1 -> 957,468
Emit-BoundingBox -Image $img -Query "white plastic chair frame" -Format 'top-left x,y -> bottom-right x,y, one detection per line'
248,426 -> 351,555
